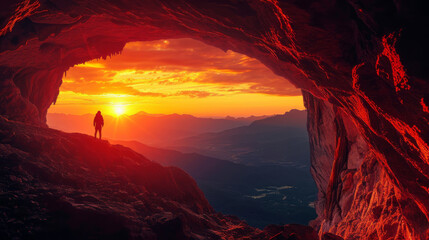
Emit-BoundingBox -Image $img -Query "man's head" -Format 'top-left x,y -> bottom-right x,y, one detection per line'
97,111 -> 101,115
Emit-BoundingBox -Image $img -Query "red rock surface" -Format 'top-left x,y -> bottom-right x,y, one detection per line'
0,0 -> 428,239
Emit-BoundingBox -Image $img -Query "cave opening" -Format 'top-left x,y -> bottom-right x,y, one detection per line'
46,37 -> 317,228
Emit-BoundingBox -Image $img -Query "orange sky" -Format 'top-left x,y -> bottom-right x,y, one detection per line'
48,38 -> 304,117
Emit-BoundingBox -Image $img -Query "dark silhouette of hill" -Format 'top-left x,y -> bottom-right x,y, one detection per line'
1,116 -> 299,239
47,112 -> 267,145
164,109 -> 309,167
111,139 -> 317,228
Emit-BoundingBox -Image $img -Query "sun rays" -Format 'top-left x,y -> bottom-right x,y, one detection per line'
113,104 -> 126,117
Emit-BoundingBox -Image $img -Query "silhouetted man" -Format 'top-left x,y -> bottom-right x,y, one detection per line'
93,111 -> 104,139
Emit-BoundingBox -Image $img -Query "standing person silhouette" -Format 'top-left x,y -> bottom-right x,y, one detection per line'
93,111 -> 104,139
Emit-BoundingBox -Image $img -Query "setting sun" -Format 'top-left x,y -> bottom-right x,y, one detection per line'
113,104 -> 126,117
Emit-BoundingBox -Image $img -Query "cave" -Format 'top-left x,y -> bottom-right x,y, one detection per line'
1,0 -> 428,239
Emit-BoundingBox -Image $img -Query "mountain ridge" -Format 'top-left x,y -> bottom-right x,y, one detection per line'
110,138 -> 318,228
164,109 -> 309,167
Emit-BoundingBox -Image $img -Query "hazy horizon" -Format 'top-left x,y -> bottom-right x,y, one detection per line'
47,109 -> 305,119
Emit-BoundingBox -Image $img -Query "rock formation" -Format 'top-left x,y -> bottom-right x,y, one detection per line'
0,0 -> 428,239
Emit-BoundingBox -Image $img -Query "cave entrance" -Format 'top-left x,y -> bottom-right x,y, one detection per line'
47,38 -> 317,228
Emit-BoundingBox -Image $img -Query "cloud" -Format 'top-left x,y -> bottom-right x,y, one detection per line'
61,38 -> 299,97
62,78 -> 166,97
175,90 -> 222,98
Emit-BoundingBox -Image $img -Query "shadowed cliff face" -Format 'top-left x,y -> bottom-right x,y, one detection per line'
0,0 -> 428,239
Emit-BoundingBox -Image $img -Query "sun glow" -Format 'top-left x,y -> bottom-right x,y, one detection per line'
113,104 -> 126,117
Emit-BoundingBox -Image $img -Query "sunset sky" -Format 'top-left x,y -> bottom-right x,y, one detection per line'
48,38 -> 304,117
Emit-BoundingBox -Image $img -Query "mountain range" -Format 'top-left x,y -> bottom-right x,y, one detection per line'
48,109 -> 315,227
48,110 -> 309,167
110,139 -> 317,228
163,109 -> 309,167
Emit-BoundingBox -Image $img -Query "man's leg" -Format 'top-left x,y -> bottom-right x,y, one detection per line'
95,128 -> 101,139
94,128 -> 97,138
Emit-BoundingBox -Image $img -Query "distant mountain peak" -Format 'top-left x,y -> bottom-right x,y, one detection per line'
133,111 -> 166,117
250,109 -> 307,127
285,109 -> 305,114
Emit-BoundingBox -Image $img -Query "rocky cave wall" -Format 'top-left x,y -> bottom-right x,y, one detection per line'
0,0 -> 428,239
304,91 -> 427,239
